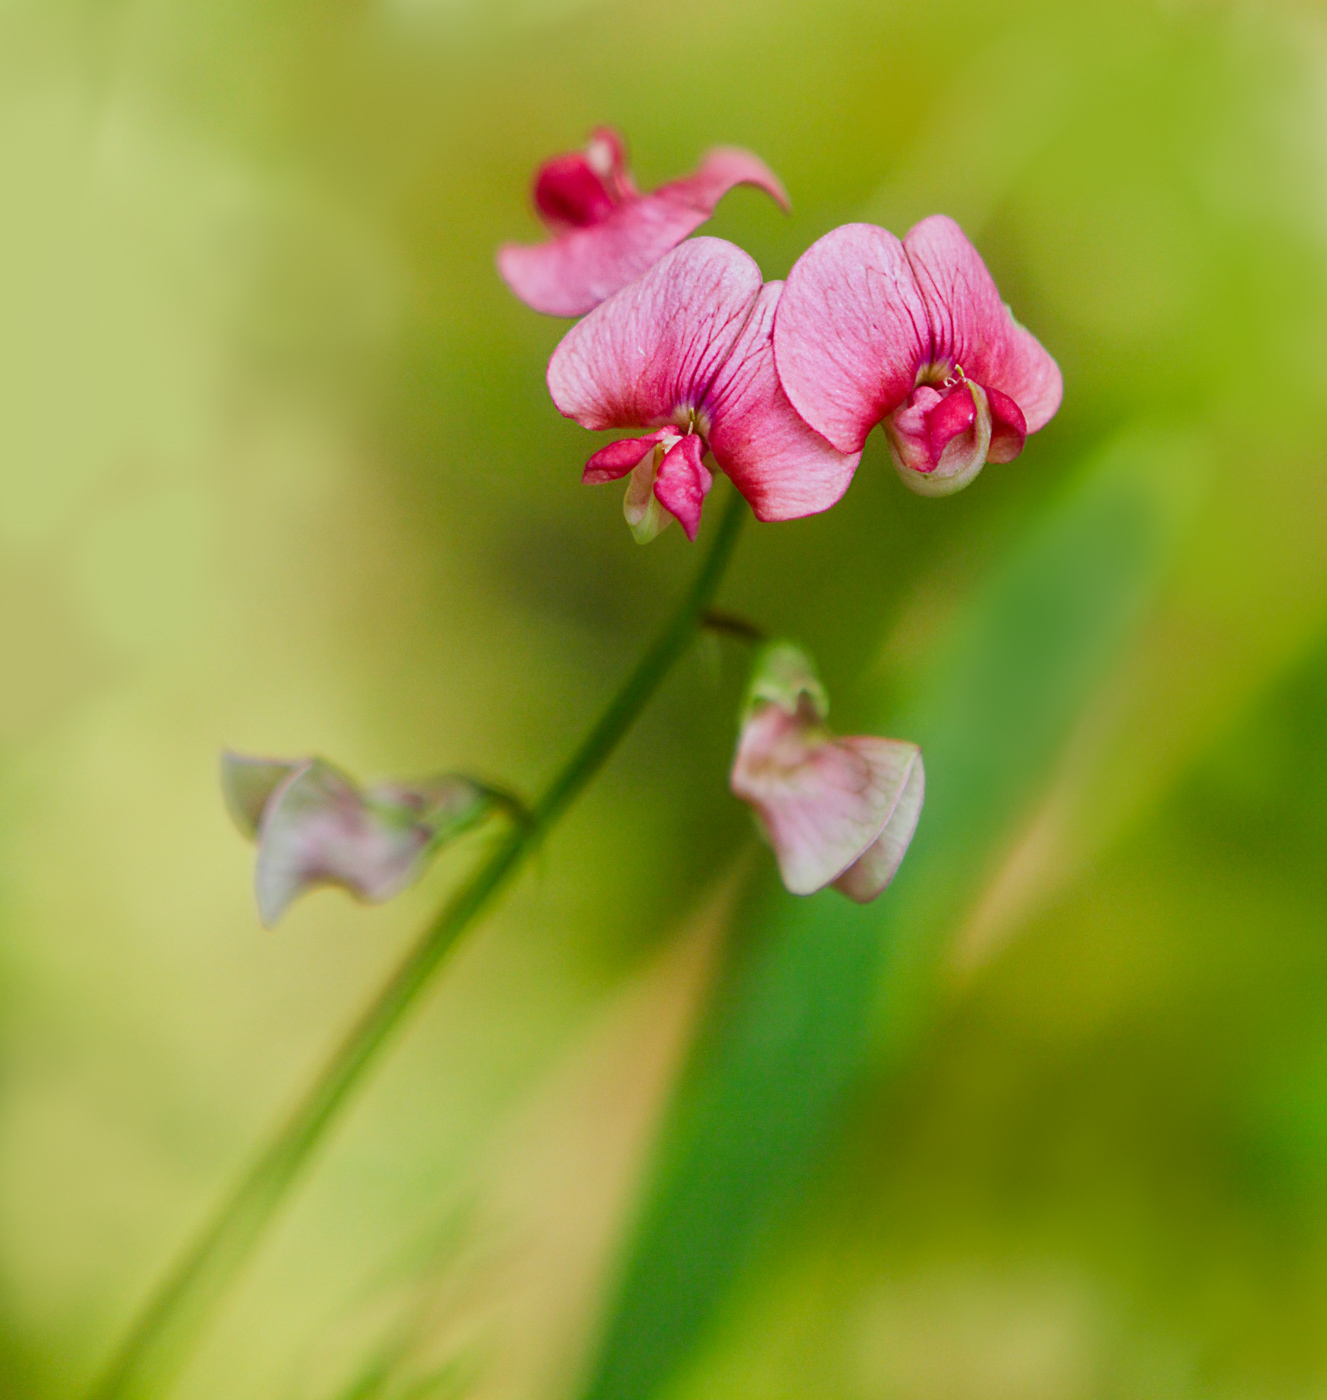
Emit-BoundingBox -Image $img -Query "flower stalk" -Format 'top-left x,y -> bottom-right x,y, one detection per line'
86,486 -> 749,1400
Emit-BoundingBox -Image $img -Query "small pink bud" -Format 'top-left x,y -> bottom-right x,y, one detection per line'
220,752 -> 493,928
729,645 -> 924,903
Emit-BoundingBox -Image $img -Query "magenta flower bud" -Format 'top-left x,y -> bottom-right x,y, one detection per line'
729,644 -> 924,903
498,126 -> 789,317
774,216 -> 1062,496
549,238 -> 860,541
220,752 -> 493,928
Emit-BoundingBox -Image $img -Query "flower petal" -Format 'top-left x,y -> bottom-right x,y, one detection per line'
547,237 -> 764,430
582,431 -> 671,484
832,743 -> 925,903
220,750 -> 302,839
704,282 -> 861,521
902,214 -> 1062,432
985,385 -> 1028,464
731,706 -> 923,897
533,153 -> 618,231
652,433 -> 712,541
654,146 -> 790,216
774,222 -> 931,454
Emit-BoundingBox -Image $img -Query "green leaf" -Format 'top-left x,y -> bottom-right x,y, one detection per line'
574,429 -> 1203,1400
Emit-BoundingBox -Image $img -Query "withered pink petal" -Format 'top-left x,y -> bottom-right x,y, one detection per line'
731,706 -> 924,897
534,154 -> 618,230
582,431 -> 670,484
704,282 -> 860,520
653,433 -> 712,541
902,214 -> 1062,431
774,223 -> 931,454
985,385 -> 1028,464
832,742 -> 925,903
547,237 -> 763,430
655,146 -> 790,216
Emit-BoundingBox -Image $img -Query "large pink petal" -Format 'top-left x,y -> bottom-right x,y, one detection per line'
704,282 -> 860,520
654,146 -> 790,216
546,237 -> 763,430
774,223 -> 931,454
902,214 -> 1062,432
653,433 -> 712,541
731,706 -> 923,897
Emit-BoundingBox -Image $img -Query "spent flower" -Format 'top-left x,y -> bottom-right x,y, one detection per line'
729,643 -> 924,902
221,752 -> 501,927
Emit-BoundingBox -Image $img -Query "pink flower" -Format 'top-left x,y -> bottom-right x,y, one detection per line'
547,238 -> 860,541
498,127 -> 789,317
221,752 -> 493,927
729,644 -> 924,902
773,216 -> 1063,496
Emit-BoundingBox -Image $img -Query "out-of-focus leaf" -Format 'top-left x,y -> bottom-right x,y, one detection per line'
574,429 -> 1202,1400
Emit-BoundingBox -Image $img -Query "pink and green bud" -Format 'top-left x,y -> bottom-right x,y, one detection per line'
220,752 -> 497,928
729,644 -> 924,903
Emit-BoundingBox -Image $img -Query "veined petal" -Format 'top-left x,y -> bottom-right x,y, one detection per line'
774,223 -> 930,454
902,214 -> 1062,432
652,433 -> 712,541
499,198 -> 716,319
731,706 -> 924,898
655,146 -> 790,216
705,282 -> 860,521
547,237 -> 764,430
220,750 -> 302,839
832,742 -> 925,903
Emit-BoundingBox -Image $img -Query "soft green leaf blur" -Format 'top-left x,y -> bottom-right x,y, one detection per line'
2,1 -> 1326,1399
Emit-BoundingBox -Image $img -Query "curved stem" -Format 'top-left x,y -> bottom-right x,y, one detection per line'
87,488 -> 749,1400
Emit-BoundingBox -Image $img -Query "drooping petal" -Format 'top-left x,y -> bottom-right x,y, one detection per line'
653,147 -> 789,217
774,222 -> 931,454
547,237 -> 763,431
832,742 -> 925,903
731,706 -> 923,897
902,214 -> 1062,431
500,139 -> 787,318
220,750 -> 302,839
652,433 -> 712,541
251,761 -> 488,928
704,282 -> 861,521
582,430 -> 672,484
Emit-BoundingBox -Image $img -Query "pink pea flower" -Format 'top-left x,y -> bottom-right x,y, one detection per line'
498,127 -> 789,317
546,237 -> 860,542
221,752 -> 493,927
774,216 -> 1063,496
729,643 -> 924,902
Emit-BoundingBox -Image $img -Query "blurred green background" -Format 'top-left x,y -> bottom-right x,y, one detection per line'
5,0 -> 1327,1397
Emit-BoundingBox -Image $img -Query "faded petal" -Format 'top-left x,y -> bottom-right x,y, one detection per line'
653,433 -> 713,541
731,706 -> 923,898
832,743 -> 925,903
774,222 -> 931,454
220,751 -> 302,839
547,237 -> 763,431
500,138 -> 787,318
902,215 -> 1062,431
248,760 -> 488,928
705,282 -> 861,521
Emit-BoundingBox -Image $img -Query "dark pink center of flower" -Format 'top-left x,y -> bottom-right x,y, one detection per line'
534,155 -> 620,229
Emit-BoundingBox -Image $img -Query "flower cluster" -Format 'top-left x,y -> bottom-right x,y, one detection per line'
222,128 -> 1063,921
505,127 -> 1061,534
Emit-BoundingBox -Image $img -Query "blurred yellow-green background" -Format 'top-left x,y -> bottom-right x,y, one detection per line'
5,0 -> 1327,1397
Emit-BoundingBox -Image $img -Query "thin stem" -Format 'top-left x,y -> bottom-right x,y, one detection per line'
87,488 -> 749,1400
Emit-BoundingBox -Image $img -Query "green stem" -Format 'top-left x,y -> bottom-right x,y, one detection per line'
87,487 -> 749,1400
